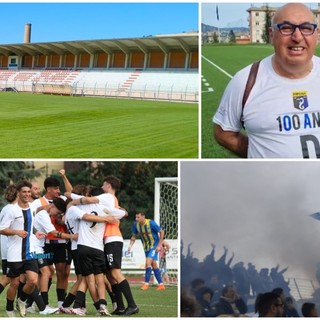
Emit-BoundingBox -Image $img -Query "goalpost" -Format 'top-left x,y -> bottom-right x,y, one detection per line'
154,177 -> 178,285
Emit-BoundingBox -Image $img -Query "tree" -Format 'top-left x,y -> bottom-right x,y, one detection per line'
0,162 -> 43,208
262,5 -> 272,43
213,32 -> 219,43
229,30 -> 236,43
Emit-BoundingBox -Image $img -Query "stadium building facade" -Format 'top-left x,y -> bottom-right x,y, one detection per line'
0,30 -> 198,102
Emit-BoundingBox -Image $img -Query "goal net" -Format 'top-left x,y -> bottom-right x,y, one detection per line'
154,177 -> 178,285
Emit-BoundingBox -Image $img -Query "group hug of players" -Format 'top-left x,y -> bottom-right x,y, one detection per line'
0,169 -> 166,317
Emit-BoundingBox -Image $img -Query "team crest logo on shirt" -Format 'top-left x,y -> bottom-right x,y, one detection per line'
292,91 -> 309,111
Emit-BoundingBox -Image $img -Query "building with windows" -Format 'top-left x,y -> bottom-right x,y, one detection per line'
247,4 -> 320,43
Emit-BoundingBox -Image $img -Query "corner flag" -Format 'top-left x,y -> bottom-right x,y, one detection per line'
216,5 -> 219,21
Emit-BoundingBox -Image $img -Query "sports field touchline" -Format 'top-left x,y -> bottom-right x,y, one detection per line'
202,55 -> 233,79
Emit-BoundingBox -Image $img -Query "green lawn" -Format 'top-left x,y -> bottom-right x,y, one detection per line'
201,44 -> 320,158
0,93 -> 198,158
0,282 -> 178,317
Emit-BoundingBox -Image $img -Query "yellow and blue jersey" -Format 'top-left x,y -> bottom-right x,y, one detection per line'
132,219 -> 162,252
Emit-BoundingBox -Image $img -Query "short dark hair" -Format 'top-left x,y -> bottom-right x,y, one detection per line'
72,184 -> 88,196
200,287 -> 214,300
191,278 -> 205,289
4,184 -> 17,203
52,198 -> 66,213
301,302 -> 316,317
104,175 -> 121,192
136,212 -> 146,217
16,180 -> 32,191
272,287 -> 284,296
257,292 -> 281,317
44,177 -> 60,190
221,284 -> 234,296
90,187 -> 104,197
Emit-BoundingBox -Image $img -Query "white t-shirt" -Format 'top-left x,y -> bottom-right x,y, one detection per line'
65,205 -> 81,251
33,210 -> 56,254
0,204 -> 14,260
32,196 -> 51,209
67,203 -> 108,251
32,195 -> 67,208
96,193 -> 126,218
213,55 -> 320,158
0,202 -> 36,262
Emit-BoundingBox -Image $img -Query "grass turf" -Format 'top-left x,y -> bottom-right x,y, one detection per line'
201,44 -> 320,158
0,282 -> 178,317
0,93 -> 198,158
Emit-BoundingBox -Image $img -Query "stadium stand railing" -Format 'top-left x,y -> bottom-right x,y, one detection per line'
0,68 -> 198,102
287,277 -> 319,301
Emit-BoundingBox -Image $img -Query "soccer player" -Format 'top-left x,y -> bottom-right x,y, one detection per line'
0,185 -> 17,309
102,176 -> 139,316
32,176 -> 69,308
33,197 -> 77,310
0,181 -> 58,316
128,212 -> 165,291
67,176 -> 138,315
66,198 -> 118,316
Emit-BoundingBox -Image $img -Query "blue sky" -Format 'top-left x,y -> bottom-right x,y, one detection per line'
0,2 -> 198,44
202,2 -> 319,28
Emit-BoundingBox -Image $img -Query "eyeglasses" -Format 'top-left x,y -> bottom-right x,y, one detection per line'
272,22 -> 318,35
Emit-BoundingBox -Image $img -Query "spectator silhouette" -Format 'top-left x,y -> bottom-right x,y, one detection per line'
181,289 -> 201,317
215,284 -> 248,316
285,296 -> 300,317
256,292 -> 284,317
195,286 -> 217,317
301,302 -> 318,317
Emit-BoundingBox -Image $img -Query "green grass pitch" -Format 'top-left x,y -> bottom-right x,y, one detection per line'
201,44 -> 320,158
0,93 -> 198,158
0,281 -> 178,317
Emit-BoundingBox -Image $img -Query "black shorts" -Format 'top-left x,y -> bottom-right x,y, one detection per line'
104,241 -> 123,270
7,259 -> 39,278
71,249 -> 81,275
78,244 -> 106,277
66,241 -> 72,265
37,255 -> 50,269
2,259 -> 8,276
44,242 -> 67,265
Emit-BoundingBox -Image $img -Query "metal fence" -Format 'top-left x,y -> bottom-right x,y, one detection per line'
0,79 -> 198,103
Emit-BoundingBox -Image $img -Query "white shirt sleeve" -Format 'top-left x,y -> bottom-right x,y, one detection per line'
96,193 -> 126,219
35,210 -> 56,234
213,64 -> 252,132
71,193 -> 84,200
67,206 -> 86,220
0,204 -> 15,230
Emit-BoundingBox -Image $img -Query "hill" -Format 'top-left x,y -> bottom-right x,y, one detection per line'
201,23 -> 249,34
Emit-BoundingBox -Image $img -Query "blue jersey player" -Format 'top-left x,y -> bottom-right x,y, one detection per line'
128,212 -> 165,291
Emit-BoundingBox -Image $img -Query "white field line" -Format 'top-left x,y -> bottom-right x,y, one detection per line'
202,55 -> 233,79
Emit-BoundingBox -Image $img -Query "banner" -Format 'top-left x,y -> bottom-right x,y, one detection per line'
122,239 -> 178,270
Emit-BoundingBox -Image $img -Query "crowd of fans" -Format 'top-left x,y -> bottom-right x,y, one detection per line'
181,242 -> 319,317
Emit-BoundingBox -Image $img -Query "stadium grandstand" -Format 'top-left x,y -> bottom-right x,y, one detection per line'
0,24 -> 198,102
